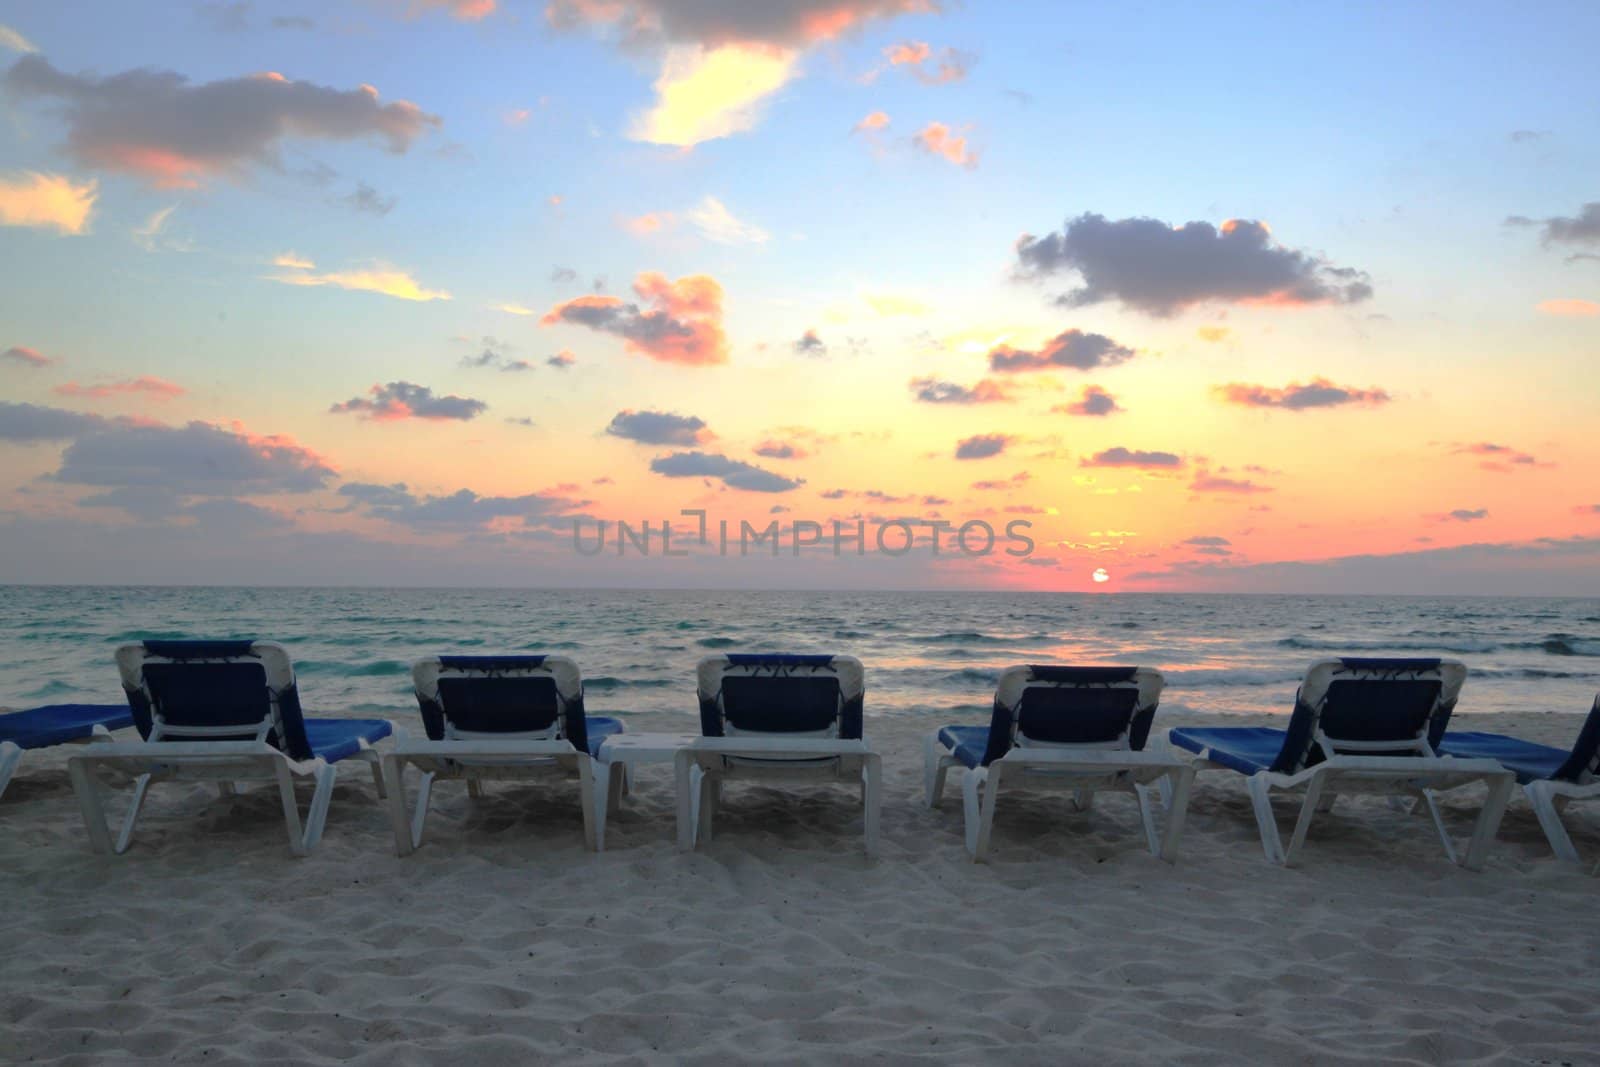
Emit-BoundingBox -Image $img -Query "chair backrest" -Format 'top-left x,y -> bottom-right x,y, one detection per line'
979,665 -> 1163,767
1553,693 -> 1600,784
1268,657 -> 1467,774
115,640 -> 314,761
697,654 -> 864,740
411,655 -> 589,754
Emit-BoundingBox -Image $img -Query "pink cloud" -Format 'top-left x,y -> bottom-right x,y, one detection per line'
55,376 -> 185,400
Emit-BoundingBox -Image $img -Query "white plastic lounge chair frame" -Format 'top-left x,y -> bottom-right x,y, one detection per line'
0,718 -> 121,801
682,654 -> 881,857
382,656 -> 599,855
1175,659 -> 1515,870
1443,695 -> 1600,871
69,642 -> 387,857
925,666 -> 1195,862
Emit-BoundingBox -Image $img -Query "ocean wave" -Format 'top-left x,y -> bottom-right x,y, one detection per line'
1165,668 -> 1304,688
914,631 -> 1054,646
296,659 -> 411,677
696,637 -> 738,648
1514,634 -> 1600,657
584,676 -> 675,690
1277,635 -> 1504,655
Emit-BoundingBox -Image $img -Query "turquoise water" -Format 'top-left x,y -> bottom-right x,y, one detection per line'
1,587 -> 1597,720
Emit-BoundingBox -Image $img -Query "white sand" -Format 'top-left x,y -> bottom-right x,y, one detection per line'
4,710 -> 1598,1065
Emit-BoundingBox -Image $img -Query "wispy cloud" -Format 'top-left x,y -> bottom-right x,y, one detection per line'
0,22 -> 38,53
55,376 -> 185,400
3,345 -> 53,367
913,122 -> 977,167
271,263 -> 451,301
954,433 -> 1011,460
1082,447 -> 1182,469
543,273 -> 727,365
1536,298 -> 1598,317
649,450 -> 803,492
686,196 -> 768,244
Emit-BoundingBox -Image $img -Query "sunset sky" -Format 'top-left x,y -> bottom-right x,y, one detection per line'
1,1 -> 1597,592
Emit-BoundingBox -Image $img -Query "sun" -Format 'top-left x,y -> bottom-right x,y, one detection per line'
1092,567 -> 1110,584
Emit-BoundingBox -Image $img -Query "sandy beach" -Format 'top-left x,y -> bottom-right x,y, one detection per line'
3,708 -> 1597,1065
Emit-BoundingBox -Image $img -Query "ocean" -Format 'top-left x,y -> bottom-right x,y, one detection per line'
2,587 -> 1597,721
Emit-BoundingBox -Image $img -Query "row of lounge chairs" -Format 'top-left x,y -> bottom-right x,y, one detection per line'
2,641 -> 1596,870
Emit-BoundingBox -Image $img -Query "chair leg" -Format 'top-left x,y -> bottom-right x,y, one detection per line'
1157,767 -> 1196,863
466,778 -> 484,800
273,761 -> 309,858
1315,791 -> 1337,813
923,734 -> 950,808
1283,774 -> 1327,867
1246,775 -> 1287,865
382,756 -> 415,857
1525,780 -> 1581,863
298,762 -> 338,855
674,752 -> 695,851
1074,789 -> 1094,812
217,781 -> 237,798
366,752 -> 387,799
577,757 -> 598,852
1134,783 -> 1161,857
963,766 -> 1000,862
68,756 -> 115,854
1418,789 -> 1460,866
606,760 -> 626,813
1462,775 -> 1514,871
0,742 -> 22,802
115,774 -> 155,855
862,755 -> 882,859
410,771 -> 436,853
697,767 -> 717,845
593,763 -> 614,853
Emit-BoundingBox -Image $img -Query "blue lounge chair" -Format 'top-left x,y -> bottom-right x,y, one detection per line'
66,640 -> 393,856
382,655 -> 624,854
1169,658 -> 1515,869
0,704 -> 134,801
1439,694 -> 1600,868
924,665 -> 1196,862
677,654 -> 881,856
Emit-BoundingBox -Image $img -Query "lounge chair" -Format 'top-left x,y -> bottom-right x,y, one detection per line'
67,640 -> 392,856
1,704 -> 134,801
1168,657 -> 1516,869
677,654 -> 881,856
382,655 -> 624,855
1439,693 -> 1600,868
925,666 -> 1195,862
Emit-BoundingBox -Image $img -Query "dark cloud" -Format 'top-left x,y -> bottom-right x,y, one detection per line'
461,347 -> 501,368
338,482 -> 581,528
544,0 -> 936,48
1053,385 -> 1120,416
338,181 -> 395,216
954,433 -> 1010,460
330,381 -> 487,421
271,15 -> 316,30
1446,508 -> 1489,522
505,416 -> 535,426
753,440 -> 806,459
0,401 -> 106,441
550,265 -> 578,284
502,360 -> 535,372
55,420 -> 335,494
1508,129 -> 1548,143
3,55 -> 439,187
972,471 -> 1029,490
1213,378 -> 1391,411
987,328 -> 1134,372
1190,470 -> 1272,494
1505,202 -> 1600,245
197,1 -> 252,32
1184,536 -> 1231,546
648,451 -> 803,493
547,351 -> 576,369
1081,447 -> 1182,469
909,377 -> 1012,404
1451,442 -> 1547,472
605,409 -> 711,445
793,329 -> 827,357
1015,213 -> 1373,316
3,345 -> 53,367
541,273 -> 727,365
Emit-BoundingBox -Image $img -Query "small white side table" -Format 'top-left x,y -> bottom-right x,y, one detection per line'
593,732 -> 699,849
